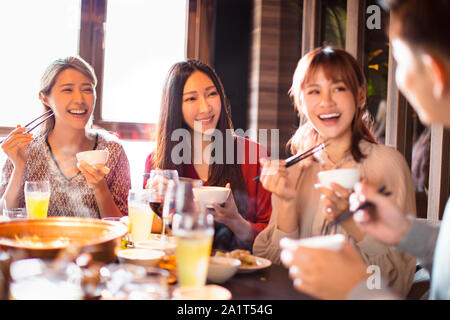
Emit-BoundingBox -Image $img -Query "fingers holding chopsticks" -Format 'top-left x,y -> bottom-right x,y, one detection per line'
349,182 -> 411,246
1,125 -> 34,168
259,158 -> 296,201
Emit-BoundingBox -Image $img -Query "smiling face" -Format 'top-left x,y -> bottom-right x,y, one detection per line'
391,36 -> 450,127
181,71 -> 221,134
40,68 -> 96,131
300,67 -> 361,143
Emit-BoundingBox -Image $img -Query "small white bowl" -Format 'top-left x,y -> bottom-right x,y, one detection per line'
172,284 -> 232,300
207,256 -> 241,284
317,168 -> 360,190
135,237 -> 177,254
280,234 -> 346,252
76,149 -> 109,166
117,249 -> 165,268
193,186 -> 230,206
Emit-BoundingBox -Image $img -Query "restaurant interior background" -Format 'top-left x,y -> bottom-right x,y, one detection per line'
0,0 -> 448,223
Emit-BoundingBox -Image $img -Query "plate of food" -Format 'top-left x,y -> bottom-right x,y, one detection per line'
214,250 -> 272,274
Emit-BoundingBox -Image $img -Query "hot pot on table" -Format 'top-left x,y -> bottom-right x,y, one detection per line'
0,217 -> 127,263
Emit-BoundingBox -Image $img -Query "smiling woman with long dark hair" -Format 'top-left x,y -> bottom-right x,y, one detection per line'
144,59 -> 272,251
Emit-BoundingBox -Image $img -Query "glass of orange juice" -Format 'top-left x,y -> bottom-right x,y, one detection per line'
24,181 -> 50,219
128,189 -> 154,244
171,178 -> 214,288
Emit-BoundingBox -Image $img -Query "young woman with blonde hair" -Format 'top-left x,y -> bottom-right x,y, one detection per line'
253,47 -> 417,297
0,56 -> 130,218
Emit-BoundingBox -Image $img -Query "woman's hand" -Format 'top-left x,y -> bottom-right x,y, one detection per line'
1,125 -> 33,168
77,160 -> 110,188
315,182 -> 350,223
210,183 -> 253,246
315,182 -> 365,241
259,158 -> 296,202
210,183 -> 242,226
280,239 -> 368,300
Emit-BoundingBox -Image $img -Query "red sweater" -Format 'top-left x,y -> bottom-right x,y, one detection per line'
144,136 -> 272,250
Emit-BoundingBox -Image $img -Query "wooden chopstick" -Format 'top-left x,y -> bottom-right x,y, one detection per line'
0,110 -> 54,143
253,140 -> 329,182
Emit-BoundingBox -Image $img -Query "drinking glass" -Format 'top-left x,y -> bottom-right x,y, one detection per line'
171,178 -> 214,288
24,181 -> 50,219
128,189 -> 153,243
117,267 -> 170,300
3,208 -> 27,220
146,169 -> 178,238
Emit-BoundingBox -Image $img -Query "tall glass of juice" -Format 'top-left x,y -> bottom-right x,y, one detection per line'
24,181 -> 50,219
171,178 -> 214,288
128,189 -> 153,243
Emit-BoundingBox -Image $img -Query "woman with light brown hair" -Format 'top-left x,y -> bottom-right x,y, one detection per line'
253,47 -> 417,297
0,56 -> 130,218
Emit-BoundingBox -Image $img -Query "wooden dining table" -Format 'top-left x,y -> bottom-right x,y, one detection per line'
218,264 -> 314,300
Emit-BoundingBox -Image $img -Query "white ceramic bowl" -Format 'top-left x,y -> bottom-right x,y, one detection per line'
172,284 -> 232,300
317,168 -> 360,190
207,256 -> 241,284
193,186 -> 230,206
76,149 -> 109,166
134,237 -> 177,254
280,234 -> 346,252
117,249 -> 165,268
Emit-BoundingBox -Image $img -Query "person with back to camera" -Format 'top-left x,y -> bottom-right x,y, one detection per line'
280,0 -> 450,300
253,46 -> 417,297
0,56 -> 131,218
143,59 -> 272,252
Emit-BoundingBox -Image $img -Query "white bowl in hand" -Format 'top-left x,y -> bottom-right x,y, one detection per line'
280,234 -> 346,252
193,186 -> 230,207
76,149 -> 109,166
207,256 -> 241,284
317,168 -> 360,190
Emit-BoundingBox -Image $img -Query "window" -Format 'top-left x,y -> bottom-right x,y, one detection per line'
0,0 -> 81,127
101,0 -> 188,124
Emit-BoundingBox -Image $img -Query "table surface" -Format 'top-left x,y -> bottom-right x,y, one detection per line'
218,264 -> 314,300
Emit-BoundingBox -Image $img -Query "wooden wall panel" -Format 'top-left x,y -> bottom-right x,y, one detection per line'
427,125 -> 450,221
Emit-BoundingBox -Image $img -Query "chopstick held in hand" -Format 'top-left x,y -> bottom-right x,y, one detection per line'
329,185 -> 392,228
0,110 -> 54,143
253,140 -> 329,182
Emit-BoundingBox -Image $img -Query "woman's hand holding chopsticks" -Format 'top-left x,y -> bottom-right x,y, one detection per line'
259,158 -> 297,201
0,125 -> 33,169
259,158 -> 299,234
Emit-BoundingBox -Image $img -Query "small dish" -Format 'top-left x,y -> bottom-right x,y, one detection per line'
172,284 -> 232,300
135,237 -> 177,254
207,256 -> 241,284
237,256 -> 272,274
117,249 -> 165,268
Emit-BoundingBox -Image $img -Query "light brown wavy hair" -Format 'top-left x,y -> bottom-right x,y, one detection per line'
288,47 -> 376,162
39,56 -> 97,135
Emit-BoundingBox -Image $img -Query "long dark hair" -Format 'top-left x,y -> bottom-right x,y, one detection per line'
288,47 -> 376,162
153,60 -> 249,249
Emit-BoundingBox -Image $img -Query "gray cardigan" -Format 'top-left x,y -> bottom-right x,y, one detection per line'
348,199 -> 448,300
